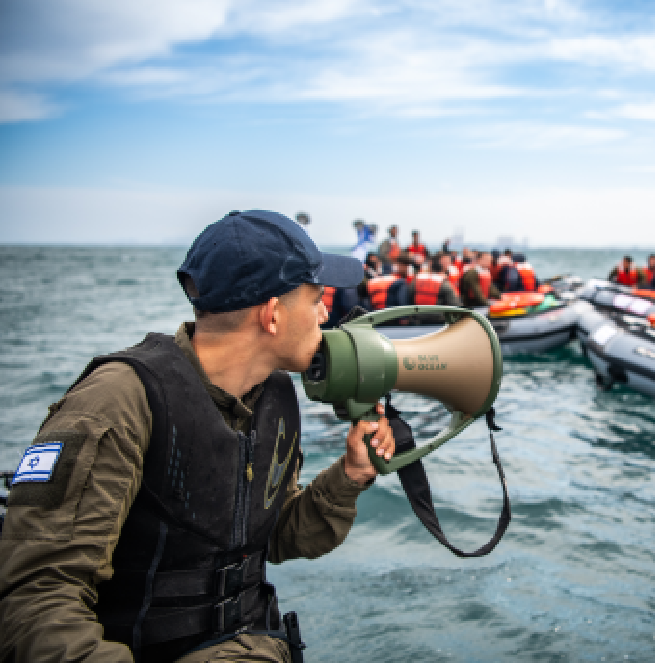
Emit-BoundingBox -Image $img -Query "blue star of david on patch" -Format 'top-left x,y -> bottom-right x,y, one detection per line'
13,442 -> 64,484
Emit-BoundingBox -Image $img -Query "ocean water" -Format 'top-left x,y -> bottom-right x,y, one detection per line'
1,246 -> 654,662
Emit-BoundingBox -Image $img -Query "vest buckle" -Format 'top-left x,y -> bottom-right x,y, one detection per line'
212,592 -> 243,634
214,558 -> 246,598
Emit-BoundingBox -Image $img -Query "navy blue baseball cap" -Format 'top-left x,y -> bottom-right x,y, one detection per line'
178,210 -> 364,313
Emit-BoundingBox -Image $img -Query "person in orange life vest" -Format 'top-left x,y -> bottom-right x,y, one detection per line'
608,255 -> 639,286
459,252 -> 501,307
512,253 -> 538,292
637,254 -> 655,288
378,225 -> 401,272
359,252 -> 413,310
495,253 -> 523,293
435,251 -> 461,296
406,230 -> 428,267
413,256 -> 461,307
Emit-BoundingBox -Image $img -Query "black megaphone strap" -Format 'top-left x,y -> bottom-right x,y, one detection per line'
386,397 -> 511,558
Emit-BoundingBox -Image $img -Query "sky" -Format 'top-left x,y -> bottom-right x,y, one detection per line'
1,0 -> 654,248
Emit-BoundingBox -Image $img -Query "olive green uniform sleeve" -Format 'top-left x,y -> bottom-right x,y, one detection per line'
1,322 -> 370,662
268,457 -> 371,564
460,269 -> 487,307
0,362 -> 152,663
437,280 -> 461,307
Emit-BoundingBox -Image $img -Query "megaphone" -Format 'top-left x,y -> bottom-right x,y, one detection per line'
303,305 -> 503,475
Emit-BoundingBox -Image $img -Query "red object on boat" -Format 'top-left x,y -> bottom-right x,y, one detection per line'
490,292 -> 545,315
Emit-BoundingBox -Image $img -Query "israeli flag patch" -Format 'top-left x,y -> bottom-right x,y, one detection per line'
13,442 -> 64,485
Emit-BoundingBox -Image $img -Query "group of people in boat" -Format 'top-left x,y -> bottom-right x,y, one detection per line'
322,223 -> 655,327
322,224 -> 542,326
608,254 -> 655,289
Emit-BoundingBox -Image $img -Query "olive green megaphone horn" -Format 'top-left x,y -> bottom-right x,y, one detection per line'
302,305 -> 503,475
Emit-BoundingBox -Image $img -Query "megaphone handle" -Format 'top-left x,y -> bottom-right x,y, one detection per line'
359,412 -> 389,473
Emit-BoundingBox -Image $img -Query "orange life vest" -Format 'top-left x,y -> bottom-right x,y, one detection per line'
516,262 -> 536,292
414,273 -> 445,305
407,243 -> 427,261
642,268 -> 654,287
447,265 -> 460,295
322,286 -> 336,313
454,258 -> 464,271
616,267 -> 638,287
366,274 -> 399,310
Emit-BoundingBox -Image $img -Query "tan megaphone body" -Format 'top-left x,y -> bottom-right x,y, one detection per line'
302,305 -> 503,474
393,316 -> 495,414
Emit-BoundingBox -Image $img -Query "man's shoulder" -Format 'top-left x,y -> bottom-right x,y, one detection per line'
54,361 -> 151,433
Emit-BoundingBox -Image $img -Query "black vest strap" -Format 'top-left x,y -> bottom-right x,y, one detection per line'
140,583 -> 265,646
387,398 -> 511,558
109,550 -> 264,600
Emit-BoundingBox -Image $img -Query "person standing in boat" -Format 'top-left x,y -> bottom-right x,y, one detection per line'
378,225 -> 401,273
460,251 -> 502,307
0,210 -> 396,663
608,255 -> 639,286
406,230 -> 428,268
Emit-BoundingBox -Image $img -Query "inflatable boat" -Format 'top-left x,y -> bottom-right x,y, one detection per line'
576,304 -> 655,397
576,279 -> 655,319
484,292 -> 582,356
381,293 -> 581,356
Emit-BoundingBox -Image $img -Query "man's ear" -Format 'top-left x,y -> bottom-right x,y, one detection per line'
259,297 -> 280,336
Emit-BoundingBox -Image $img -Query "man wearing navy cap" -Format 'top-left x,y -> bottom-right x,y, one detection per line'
0,211 -> 395,663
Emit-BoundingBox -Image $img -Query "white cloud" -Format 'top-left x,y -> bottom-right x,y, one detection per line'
0,0 -> 654,138
547,36 -> 655,71
469,121 -> 626,149
615,102 -> 655,121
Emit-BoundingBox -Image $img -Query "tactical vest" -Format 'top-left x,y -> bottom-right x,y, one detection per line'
71,334 -> 301,663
